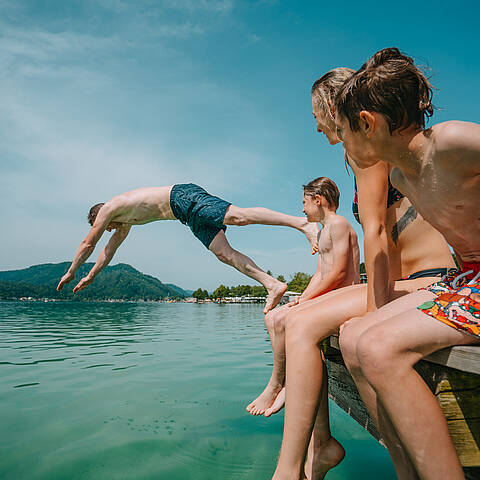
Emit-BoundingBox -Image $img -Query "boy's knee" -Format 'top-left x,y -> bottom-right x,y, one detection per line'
264,310 -> 276,329
274,310 -> 287,334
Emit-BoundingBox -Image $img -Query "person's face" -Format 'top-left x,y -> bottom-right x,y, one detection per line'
335,113 -> 378,169
312,99 -> 340,145
106,221 -> 122,232
302,193 -> 321,222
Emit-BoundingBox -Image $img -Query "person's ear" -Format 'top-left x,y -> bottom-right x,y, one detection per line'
359,111 -> 377,138
314,194 -> 323,205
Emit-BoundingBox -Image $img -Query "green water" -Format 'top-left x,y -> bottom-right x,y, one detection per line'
0,302 -> 395,479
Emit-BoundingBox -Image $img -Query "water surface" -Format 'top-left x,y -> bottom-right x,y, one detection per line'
0,302 -> 395,479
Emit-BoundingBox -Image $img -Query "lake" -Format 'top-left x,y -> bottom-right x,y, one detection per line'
0,301 -> 395,479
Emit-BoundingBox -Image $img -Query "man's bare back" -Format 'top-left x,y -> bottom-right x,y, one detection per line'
101,186 -> 176,226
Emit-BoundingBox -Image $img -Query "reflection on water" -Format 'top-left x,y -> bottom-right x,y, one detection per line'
0,302 -> 395,479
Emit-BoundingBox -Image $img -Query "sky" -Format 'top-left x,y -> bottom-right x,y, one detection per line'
1,0 -> 479,291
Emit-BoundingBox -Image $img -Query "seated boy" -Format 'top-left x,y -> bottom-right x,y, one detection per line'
57,183 -> 319,313
247,177 -> 360,416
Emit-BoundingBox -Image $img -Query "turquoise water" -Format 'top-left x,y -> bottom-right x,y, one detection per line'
0,302 -> 395,479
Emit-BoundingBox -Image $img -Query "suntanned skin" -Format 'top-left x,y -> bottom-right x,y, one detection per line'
246,191 -> 360,417
57,185 -> 319,313
338,116 -> 480,480
271,96 -> 456,480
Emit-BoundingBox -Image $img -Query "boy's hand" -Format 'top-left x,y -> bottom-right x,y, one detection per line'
73,276 -> 94,293
287,296 -> 302,307
57,272 -> 74,291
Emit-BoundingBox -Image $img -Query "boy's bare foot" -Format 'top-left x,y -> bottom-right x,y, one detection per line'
300,220 -> 319,254
264,387 -> 285,417
246,383 -> 283,415
304,436 -> 345,480
264,282 -> 288,314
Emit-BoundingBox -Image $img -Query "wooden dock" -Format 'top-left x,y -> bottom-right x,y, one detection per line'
320,335 -> 480,480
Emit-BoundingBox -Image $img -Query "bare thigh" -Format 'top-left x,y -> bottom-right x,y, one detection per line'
341,277 -> 445,341
286,283 -> 368,342
358,290 -> 480,361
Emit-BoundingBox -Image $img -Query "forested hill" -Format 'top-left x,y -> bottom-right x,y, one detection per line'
0,263 -> 192,301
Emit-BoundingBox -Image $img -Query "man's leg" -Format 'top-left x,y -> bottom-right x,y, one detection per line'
209,230 -> 287,313
353,289 -> 480,480
247,305 -> 289,415
272,284 -> 367,480
224,205 -> 319,254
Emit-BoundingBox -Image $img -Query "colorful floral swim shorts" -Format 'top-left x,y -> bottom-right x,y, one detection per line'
418,262 -> 480,338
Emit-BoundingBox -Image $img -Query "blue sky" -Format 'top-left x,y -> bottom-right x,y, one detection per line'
1,0 -> 478,291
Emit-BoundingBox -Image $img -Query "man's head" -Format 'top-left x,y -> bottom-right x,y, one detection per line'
311,67 -> 355,145
302,177 -> 340,222
88,203 -> 105,226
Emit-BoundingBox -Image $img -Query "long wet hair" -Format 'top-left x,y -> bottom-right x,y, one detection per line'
335,47 -> 434,133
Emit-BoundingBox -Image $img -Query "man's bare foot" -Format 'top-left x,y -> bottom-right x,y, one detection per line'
246,383 -> 283,415
264,282 -> 288,314
304,436 -> 345,480
300,220 -> 319,255
264,387 -> 285,417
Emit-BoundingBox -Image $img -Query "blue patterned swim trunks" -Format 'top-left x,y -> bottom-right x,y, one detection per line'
170,184 -> 231,249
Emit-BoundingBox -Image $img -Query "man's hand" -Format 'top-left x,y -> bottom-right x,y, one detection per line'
73,276 -> 94,293
57,272 -> 74,291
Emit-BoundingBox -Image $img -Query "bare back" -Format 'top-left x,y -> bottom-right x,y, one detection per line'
317,215 -> 360,286
391,121 -> 480,263
106,186 -> 176,225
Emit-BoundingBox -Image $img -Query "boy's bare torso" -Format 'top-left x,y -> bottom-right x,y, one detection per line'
391,121 -> 480,263
317,216 -> 360,285
106,186 -> 176,225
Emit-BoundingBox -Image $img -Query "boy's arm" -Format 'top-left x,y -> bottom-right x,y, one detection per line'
353,160 -> 389,311
294,220 -> 351,303
72,224 -> 131,292
57,206 -> 114,291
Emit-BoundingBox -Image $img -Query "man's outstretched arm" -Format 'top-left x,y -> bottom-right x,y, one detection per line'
72,224 -> 131,292
57,207 -> 114,291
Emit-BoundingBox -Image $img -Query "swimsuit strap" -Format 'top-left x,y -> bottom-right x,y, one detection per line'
387,180 -> 404,209
352,175 -> 404,225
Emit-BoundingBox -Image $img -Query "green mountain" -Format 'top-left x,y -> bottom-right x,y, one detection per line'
0,262 -> 191,301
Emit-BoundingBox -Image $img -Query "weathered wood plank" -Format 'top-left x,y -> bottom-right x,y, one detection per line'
321,336 -> 480,474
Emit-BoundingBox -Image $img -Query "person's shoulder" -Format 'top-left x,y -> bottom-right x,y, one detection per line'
330,214 -> 354,233
432,121 -> 480,153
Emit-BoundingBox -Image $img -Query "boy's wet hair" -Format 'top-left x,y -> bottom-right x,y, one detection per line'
335,47 -> 434,133
88,203 -> 105,226
303,177 -> 340,209
311,67 -> 355,123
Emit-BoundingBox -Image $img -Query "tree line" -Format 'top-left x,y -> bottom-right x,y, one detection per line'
192,271 -> 313,300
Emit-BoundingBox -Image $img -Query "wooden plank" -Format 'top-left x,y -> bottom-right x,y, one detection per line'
321,336 -> 480,472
